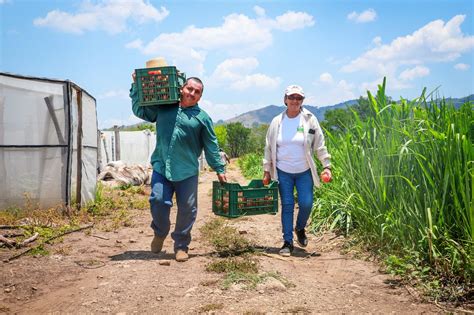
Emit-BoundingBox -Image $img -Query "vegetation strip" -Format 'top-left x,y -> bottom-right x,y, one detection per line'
5,223 -> 94,262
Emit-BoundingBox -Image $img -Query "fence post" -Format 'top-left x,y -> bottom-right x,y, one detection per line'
114,125 -> 121,161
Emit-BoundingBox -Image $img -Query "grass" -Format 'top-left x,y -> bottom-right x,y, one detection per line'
221,271 -> 292,290
199,303 -> 224,312
311,78 -> 473,302
0,183 -> 149,255
200,217 -> 254,256
200,217 -> 291,290
206,254 -> 259,274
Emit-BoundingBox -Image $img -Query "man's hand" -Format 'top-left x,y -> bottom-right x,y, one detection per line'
132,72 -> 136,82
217,173 -> 227,184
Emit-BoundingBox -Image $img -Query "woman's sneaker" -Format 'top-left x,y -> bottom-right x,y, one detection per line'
295,228 -> 308,247
279,241 -> 294,257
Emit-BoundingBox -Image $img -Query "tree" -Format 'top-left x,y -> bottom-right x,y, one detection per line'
321,108 -> 353,133
214,125 -> 227,149
248,124 -> 269,153
225,122 -> 251,158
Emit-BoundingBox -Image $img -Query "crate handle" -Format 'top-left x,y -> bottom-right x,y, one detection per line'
177,73 -> 186,87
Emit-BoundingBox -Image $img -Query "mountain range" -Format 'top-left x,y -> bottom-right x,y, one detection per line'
113,94 -> 472,130
218,94 -> 473,127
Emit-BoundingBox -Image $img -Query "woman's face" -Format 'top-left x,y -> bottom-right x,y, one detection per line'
285,94 -> 304,116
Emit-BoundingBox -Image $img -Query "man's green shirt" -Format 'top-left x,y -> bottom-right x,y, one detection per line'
130,83 -> 224,181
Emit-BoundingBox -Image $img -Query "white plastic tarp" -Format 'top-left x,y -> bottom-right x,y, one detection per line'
0,73 -> 98,209
99,130 -> 155,167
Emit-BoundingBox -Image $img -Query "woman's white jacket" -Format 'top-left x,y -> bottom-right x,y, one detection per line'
263,107 -> 331,187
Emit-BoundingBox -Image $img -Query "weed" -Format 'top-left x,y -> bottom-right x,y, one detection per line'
221,271 -> 291,290
206,255 -> 258,274
199,303 -> 224,312
284,306 -> 312,314
200,218 -> 254,256
28,244 -> 49,256
199,279 -> 219,287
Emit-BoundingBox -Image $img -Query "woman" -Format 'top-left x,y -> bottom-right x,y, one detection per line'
263,85 -> 332,256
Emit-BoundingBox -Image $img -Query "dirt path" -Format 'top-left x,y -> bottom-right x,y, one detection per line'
1,163 -> 440,314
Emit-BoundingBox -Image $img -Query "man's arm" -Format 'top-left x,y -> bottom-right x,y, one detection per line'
130,75 -> 159,123
198,114 -> 226,182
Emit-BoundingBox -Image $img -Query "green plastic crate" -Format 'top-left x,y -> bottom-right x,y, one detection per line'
212,179 -> 279,218
135,66 -> 186,106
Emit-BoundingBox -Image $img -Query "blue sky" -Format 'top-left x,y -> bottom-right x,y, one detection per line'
1,0 -> 473,129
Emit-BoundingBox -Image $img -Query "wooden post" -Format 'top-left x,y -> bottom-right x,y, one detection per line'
97,130 -> 102,174
114,125 -> 121,161
76,89 -> 83,210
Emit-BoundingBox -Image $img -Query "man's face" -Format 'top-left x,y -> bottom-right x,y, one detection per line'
180,79 -> 203,107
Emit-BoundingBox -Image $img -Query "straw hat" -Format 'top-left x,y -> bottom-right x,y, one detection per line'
146,57 -> 168,68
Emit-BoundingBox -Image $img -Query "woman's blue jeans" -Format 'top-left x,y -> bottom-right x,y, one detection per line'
149,171 -> 198,253
277,168 -> 314,244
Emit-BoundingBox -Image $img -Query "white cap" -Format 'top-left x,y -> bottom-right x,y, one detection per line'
285,85 -> 305,97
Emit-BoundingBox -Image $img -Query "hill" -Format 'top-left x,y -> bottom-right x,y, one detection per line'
223,99 -> 358,127
221,94 -> 473,127
103,94 -> 472,130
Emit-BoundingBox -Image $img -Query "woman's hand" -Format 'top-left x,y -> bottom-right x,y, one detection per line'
320,168 -> 332,183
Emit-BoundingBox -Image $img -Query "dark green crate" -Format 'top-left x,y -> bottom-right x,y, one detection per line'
135,66 -> 186,106
212,179 -> 279,218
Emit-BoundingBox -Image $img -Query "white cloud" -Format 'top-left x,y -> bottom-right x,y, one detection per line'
97,89 -> 130,100
372,36 -> 382,46
319,72 -> 333,83
399,66 -> 430,80
359,77 -> 413,95
311,78 -> 356,106
33,0 -> 169,34
209,58 -> 280,91
254,5 -> 265,17
231,73 -> 281,90
454,63 -> 470,71
273,11 -> 315,31
347,9 -> 377,23
342,15 -> 474,90
128,9 -> 314,75
125,39 -> 143,49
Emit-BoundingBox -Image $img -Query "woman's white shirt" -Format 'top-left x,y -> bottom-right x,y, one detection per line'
276,113 -> 310,173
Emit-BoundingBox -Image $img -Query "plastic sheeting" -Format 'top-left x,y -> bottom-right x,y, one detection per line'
0,72 -> 98,209
98,129 -> 207,172
99,130 -> 155,167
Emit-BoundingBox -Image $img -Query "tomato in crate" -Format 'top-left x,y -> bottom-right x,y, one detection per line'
212,179 -> 279,218
135,66 -> 186,106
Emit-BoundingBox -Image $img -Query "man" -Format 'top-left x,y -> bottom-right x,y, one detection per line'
219,149 -> 230,167
130,74 -> 226,262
